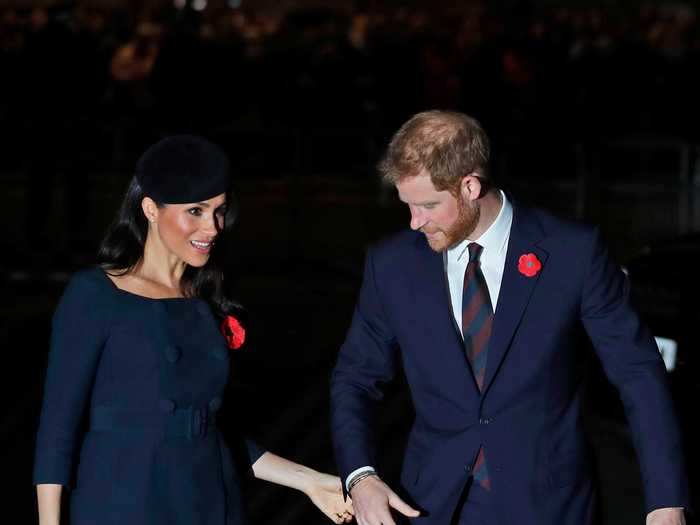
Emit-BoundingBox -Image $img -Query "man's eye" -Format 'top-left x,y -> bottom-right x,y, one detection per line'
424,204 -> 436,210
188,207 -> 202,216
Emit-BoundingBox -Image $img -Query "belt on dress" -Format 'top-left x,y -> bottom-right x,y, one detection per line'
89,404 -> 217,439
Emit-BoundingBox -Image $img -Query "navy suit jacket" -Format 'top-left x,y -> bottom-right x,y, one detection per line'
331,204 -> 688,524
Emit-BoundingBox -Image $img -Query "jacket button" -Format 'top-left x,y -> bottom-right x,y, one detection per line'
159,399 -> 176,413
209,397 -> 222,412
165,346 -> 181,363
465,464 -> 472,472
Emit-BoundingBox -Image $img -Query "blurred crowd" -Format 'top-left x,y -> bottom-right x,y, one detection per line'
2,1 -> 700,143
2,0 -> 700,258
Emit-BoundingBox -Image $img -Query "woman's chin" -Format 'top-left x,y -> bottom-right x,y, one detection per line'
184,253 -> 211,268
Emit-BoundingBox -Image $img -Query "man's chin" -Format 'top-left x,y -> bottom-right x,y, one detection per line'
426,232 -> 469,252
426,236 -> 449,252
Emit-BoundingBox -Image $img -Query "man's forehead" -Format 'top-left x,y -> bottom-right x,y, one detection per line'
396,173 -> 443,201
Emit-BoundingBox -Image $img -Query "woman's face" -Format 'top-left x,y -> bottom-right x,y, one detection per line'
144,193 -> 227,267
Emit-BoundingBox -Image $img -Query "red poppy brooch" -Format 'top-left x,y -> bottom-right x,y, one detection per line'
518,253 -> 542,277
221,315 -> 246,350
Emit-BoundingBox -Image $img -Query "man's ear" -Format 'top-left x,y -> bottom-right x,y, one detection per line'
460,173 -> 483,202
141,197 -> 159,224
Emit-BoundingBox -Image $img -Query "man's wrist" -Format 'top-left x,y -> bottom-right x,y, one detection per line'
345,466 -> 376,492
348,469 -> 378,493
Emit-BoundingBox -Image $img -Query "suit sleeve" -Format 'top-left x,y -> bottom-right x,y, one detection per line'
33,272 -> 110,486
580,228 -> 689,512
330,247 -> 399,483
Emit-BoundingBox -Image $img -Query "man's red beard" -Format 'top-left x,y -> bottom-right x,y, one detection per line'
423,194 -> 480,252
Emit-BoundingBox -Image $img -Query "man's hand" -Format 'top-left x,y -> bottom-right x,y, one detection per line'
646,507 -> 685,525
350,475 -> 420,525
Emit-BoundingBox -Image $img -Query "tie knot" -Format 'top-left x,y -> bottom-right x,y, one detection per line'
468,242 -> 483,262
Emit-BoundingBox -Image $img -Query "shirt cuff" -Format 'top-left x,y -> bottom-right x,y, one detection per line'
345,466 -> 376,492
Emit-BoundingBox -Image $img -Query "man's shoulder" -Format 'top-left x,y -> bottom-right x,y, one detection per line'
517,204 -> 597,244
370,229 -> 424,258
363,230 -> 426,276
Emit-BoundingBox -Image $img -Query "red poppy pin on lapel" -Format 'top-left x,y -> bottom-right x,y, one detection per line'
518,253 -> 542,277
221,315 -> 246,350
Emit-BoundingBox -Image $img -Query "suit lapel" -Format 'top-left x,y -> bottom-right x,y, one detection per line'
482,205 -> 548,395
412,235 -> 479,398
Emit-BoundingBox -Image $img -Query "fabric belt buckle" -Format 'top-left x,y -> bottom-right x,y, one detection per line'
189,407 -> 208,439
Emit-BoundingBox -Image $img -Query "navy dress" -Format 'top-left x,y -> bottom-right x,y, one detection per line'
33,267 -> 264,525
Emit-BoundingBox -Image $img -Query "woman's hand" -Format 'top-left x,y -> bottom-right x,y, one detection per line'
250,452 -> 354,523
303,471 -> 354,524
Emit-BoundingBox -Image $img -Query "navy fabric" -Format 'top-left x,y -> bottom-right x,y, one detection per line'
331,203 -> 689,525
456,500 -> 495,525
456,481 -> 495,525
33,267 -> 264,525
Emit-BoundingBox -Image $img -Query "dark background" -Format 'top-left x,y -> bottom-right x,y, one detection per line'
2,0 -> 699,523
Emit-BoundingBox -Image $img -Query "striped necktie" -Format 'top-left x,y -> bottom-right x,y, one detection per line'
462,242 -> 492,490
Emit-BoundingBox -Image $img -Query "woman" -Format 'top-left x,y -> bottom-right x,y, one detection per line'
33,136 -> 354,525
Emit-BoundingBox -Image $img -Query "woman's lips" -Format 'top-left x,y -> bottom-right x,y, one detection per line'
190,240 -> 213,253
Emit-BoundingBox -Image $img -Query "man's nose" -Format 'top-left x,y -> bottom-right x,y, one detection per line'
409,208 -> 425,231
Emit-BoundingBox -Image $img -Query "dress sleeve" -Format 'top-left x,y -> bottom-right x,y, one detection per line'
33,270 -> 111,486
245,439 -> 265,466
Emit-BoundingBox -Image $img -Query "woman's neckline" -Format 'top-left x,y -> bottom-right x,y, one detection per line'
97,267 -> 198,302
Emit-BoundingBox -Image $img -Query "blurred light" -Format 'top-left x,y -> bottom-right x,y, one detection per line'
174,0 -> 186,9
192,0 -> 207,11
655,336 -> 677,372
228,0 -> 242,7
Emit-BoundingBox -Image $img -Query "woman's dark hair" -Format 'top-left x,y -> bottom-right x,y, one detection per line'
97,176 -> 240,317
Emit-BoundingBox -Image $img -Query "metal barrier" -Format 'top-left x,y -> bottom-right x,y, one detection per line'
4,123 -> 700,265
590,136 -> 698,235
498,136 -> 700,241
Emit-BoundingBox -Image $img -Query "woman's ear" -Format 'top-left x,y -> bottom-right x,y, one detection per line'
141,197 -> 159,224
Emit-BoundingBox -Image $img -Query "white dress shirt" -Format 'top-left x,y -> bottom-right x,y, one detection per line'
446,190 -> 513,333
345,191 -> 513,490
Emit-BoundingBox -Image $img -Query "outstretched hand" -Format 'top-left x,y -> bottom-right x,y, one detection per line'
350,475 -> 420,525
305,471 -> 355,524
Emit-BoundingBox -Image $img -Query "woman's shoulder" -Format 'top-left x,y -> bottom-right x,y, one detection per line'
58,266 -> 121,308
52,267 -> 120,328
67,266 -> 115,292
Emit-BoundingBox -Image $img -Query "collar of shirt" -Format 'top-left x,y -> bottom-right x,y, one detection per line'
444,191 -> 513,324
447,190 -> 513,267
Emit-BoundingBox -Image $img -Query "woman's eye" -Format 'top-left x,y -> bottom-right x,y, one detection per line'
188,207 -> 202,216
215,207 -> 227,217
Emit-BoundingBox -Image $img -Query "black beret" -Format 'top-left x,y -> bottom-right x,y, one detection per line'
135,135 -> 230,204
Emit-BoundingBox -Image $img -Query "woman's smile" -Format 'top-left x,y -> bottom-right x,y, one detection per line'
190,239 -> 214,254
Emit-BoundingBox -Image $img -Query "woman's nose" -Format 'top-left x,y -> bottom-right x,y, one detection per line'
202,215 -> 218,235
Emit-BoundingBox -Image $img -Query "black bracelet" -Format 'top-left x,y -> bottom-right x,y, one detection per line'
348,470 -> 378,492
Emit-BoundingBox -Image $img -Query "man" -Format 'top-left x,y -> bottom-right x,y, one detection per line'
330,111 -> 688,525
